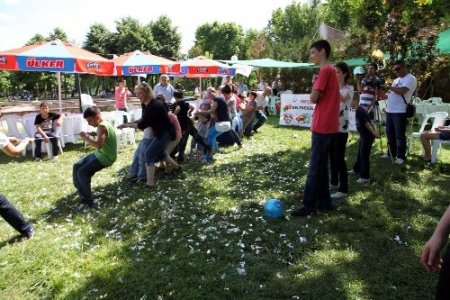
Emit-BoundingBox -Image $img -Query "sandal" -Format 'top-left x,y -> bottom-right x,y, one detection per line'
144,182 -> 157,188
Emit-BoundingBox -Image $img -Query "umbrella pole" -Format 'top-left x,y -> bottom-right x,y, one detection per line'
199,78 -> 202,93
57,72 -> 62,113
77,73 -> 82,113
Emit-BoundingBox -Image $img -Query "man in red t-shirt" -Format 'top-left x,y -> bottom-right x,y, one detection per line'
292,40 -> 340,217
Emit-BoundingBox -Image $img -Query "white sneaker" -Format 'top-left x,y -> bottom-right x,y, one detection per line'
331,191 -> 348,199
380,154 -> 390,159
347,169 -> 356,174
394,158 -> 405,165
329,183 -> 338,189
356,178 -> 370,184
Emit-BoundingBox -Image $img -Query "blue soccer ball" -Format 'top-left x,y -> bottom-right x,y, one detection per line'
263,198 -> 284,219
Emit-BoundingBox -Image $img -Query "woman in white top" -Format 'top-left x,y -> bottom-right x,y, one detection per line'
330,62 -> 354,199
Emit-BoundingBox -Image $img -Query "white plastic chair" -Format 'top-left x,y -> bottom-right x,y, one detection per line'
113,110 -> 129,126
0,114 -> 28,139
409,111 -> 448,154
430,97 -> 443,104
129,109 -> 142,122
431,139 -> 450,163
80,94 -> 95,112
0,114 -> 29,156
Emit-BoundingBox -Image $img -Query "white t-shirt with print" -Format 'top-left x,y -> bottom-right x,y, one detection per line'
339,85 -> 354,133
0,132 -> 9,149
386,73 -> 417,113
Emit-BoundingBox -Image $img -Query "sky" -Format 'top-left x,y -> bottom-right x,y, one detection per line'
0,0 -> 300,55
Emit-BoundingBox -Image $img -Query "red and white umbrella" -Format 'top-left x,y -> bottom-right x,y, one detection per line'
0,39 -> 115,111
113,50 -> 180,76
179,56 -> 236,78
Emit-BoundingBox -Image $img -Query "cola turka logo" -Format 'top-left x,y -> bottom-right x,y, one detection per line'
86,62 -> 100,69
0,56 -> 7,64
196,67 -> 208,73
26,58 -> 64,69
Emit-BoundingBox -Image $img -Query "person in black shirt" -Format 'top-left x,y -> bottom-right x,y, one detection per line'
172,90 -> 211,162
137,84 -> 176,187
349,98 -> 380,183
34,102 -> 63,159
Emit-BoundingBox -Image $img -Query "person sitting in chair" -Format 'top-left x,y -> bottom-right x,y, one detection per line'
34,102 -> 63,160
420,126 -> 450,162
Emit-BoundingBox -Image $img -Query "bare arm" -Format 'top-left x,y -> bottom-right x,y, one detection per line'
389,86 -> 409,95
35,124 -> 49,142
80,125 -> 107,149
365,121 -> 380,138
310,90 -> 321,104
196,101 -> 217,117
422,205 -> 450,272
1,138 -> 31,157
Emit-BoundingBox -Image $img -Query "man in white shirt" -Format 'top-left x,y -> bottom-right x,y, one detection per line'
0,129 -> 34,239
153,74 -> 175,103
257,79 -> 267,91
385,60 -> 417,164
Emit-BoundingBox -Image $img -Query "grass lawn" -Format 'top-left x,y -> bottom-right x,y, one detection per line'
0,116 -> 449,299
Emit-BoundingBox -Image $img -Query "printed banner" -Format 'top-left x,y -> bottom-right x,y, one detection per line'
279,94 -> 314,127
279,94 -> 357,131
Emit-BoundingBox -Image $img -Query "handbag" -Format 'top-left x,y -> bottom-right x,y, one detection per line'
215,121 -> 231,133
402,95 -> 416,119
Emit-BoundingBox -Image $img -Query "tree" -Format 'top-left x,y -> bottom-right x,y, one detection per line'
83,23 -> 116,56
115,17 -> 154,54
149,16 -> 181,59
190,22 -> 245,59
26,34 -> 45,46
48,27 -> 68,41
0,71 -> 12,99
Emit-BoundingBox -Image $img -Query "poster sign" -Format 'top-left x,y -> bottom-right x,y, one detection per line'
279,94 -> 314,127
279,94 -> 357,131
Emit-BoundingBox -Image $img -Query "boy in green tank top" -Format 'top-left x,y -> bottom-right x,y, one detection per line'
73,106 -> 117,208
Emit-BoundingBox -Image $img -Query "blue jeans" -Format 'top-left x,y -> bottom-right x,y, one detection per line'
303,133 -> 335,209
73,153 -> 105,204
253,110 -> 267,131
0,194 -> 32,235
207,126 -> 225,156
144,132 -> 171,166
386,112 -> 407,159
129,137 -> 151,180
352,134 -> 375,179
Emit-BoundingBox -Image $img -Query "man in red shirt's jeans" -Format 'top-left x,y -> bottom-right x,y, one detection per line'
291,40 -> 340,217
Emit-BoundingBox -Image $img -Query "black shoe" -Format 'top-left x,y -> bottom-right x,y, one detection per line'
290,207 -> 316,217
127,176 -> 139,183
78,199 -> 99,210
317,202 -> 334,211
253,128 -> 259,133
22,228 -> 34,239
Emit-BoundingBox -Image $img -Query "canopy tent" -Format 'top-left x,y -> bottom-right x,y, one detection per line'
344,57 -> 371,67
221,58 -> 313,68
0,39 -> 115,111
113,50 -> 180,76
